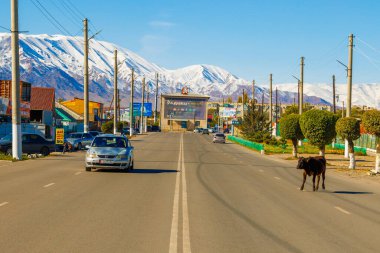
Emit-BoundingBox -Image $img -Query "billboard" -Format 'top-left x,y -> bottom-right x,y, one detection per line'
0,98 -> 30,118
133,103 -> 152,117
164,98 -> 206,120
220,107 -> 237,118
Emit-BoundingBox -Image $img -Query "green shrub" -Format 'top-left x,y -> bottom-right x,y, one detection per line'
101,121 -> 123,134
300,109 -> 337,155
280,114 -> 304,157
362,110 -> 380,137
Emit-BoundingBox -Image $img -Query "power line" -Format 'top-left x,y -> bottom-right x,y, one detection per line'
356,37 -> 380,55
354,47 -> 380,71
31,0 -> 73,36
60,0 -> 83,21
50,0 -> 81,29
66,0 -> 86,19
0,25 -> 10,31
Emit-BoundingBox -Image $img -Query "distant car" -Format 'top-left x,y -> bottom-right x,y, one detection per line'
202,129 -> 209,135
147,125 -> 161,132
122,127 -> 130,135
208,128 -> 216,133
193,128 -> 203,133
213,133 -> 226,143
223,128 -> 230,134
0,133 -> 55,156
89,131 -> 102,137
85,134 -> 134,172
65,132 -> 94,150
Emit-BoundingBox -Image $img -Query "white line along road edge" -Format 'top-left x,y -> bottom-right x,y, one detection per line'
169,134 -> 192,253
334,206 -> 351,215
43,183 -> 55,188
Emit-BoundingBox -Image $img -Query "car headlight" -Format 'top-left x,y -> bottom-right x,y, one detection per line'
116,154 -> 128,159
86,153 -> 97,158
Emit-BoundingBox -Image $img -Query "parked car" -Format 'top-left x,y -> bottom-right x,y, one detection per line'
208,128 -> 216,133
147,125 -> 161,132
89,131 -> 102,137
122,127 -> 130,135
193,128 -> 203,133
213,133 -> 226,143
85,134 -> 134,172
0,133 -> 55,156
202,129 -> 209,135
223,128 -> 230,134
65,132 -> 94,150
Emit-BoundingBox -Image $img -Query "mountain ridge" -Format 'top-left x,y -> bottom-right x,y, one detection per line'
0,33 -> 377,108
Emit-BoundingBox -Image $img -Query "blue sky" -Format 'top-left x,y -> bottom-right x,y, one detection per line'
1,0 -> 380,85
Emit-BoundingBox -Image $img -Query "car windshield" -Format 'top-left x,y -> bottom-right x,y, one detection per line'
90,132 -> 99,136
92,137 -> 128,148
0,134 -> 12,142
216,134 -> 224,137
68,133 -> 82,138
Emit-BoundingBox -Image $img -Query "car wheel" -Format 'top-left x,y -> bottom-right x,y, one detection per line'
40,146 -> 50,156
85,167 -> 91,172
77,143 -> 82,150
6,148 -> 12,156
129,160 -> 134,170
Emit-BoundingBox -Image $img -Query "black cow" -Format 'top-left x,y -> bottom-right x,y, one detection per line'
297,156 -> 326,191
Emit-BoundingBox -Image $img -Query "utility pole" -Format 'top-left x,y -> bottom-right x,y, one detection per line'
346,34 -> 354,117
140,77 -> 145,134
342,101 -> 345,118
261,92 -> 264,116
113,50 -> 118,134
269,74 -> 273,133
252,80 -> 255,104
242,89 -> 245,119
11,0 -> 21,160
129,69 -> 134,137
300,57 -> 304,115
154,73 -> 159,123
83,18 -> 89,133
332,75 -> 336,113
275,87 -> 278,130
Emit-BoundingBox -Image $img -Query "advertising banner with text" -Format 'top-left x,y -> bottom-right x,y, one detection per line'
164,98 -> 206,120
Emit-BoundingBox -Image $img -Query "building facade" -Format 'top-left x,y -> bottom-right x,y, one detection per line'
161,93 -> 210,131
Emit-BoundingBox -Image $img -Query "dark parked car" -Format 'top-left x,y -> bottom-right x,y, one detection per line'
0,133 -> 55,156
89,131 -> 102,137
147,125 -> 161,132
223,128 -> 230,134
202,129 -> 209,135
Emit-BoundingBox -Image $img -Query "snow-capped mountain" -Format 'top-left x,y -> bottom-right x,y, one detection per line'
276,83 -> 379,109
0,33 -> 377,108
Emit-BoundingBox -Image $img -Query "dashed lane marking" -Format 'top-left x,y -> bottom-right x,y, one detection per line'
43,183 -> 55,188
0,202 -> 9,207
274,177 -> 281,180
74,171 -> 82,175
334,206 -> 351,215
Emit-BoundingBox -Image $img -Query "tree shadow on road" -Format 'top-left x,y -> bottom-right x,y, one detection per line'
332,191 -> 374,195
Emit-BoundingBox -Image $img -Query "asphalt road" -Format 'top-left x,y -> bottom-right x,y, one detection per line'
0,132 -> 380,253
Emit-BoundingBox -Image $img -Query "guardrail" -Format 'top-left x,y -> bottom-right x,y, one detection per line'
227,135 -> 264,152
331,143 -> 367,155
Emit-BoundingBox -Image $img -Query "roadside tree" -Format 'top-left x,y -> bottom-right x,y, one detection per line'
299,109 -> 337,156
280,114 -> 304,158
362,110 -> 380,173
336,117 -> 361,169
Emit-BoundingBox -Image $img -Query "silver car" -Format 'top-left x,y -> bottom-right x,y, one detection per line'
213,133 -> 226,143
66,132 -> 94,150
85,134 -> 134,172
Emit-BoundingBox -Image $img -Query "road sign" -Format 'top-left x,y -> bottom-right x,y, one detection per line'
133,103 -> 152,117
232,120 -> 240,125
55,128 -> 64,145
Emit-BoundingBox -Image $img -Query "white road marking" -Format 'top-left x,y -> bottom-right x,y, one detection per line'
169,134 -> 182,253
43,183 -> 55,188
74,171 -> 82,175
334,206 -> 351,215
274,177 -> 281,180
0,202 -> 9,207
181,134 -> 191,253
259,169 -> 264,172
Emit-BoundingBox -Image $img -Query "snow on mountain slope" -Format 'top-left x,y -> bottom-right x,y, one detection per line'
0,33 -> 377,108
276,83 -> 379,109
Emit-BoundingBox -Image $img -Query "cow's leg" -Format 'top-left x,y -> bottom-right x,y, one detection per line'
300,172 -> 306,191
312,174 -> 316,191
322,169 -> 326,190
316,174 -> 321,191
